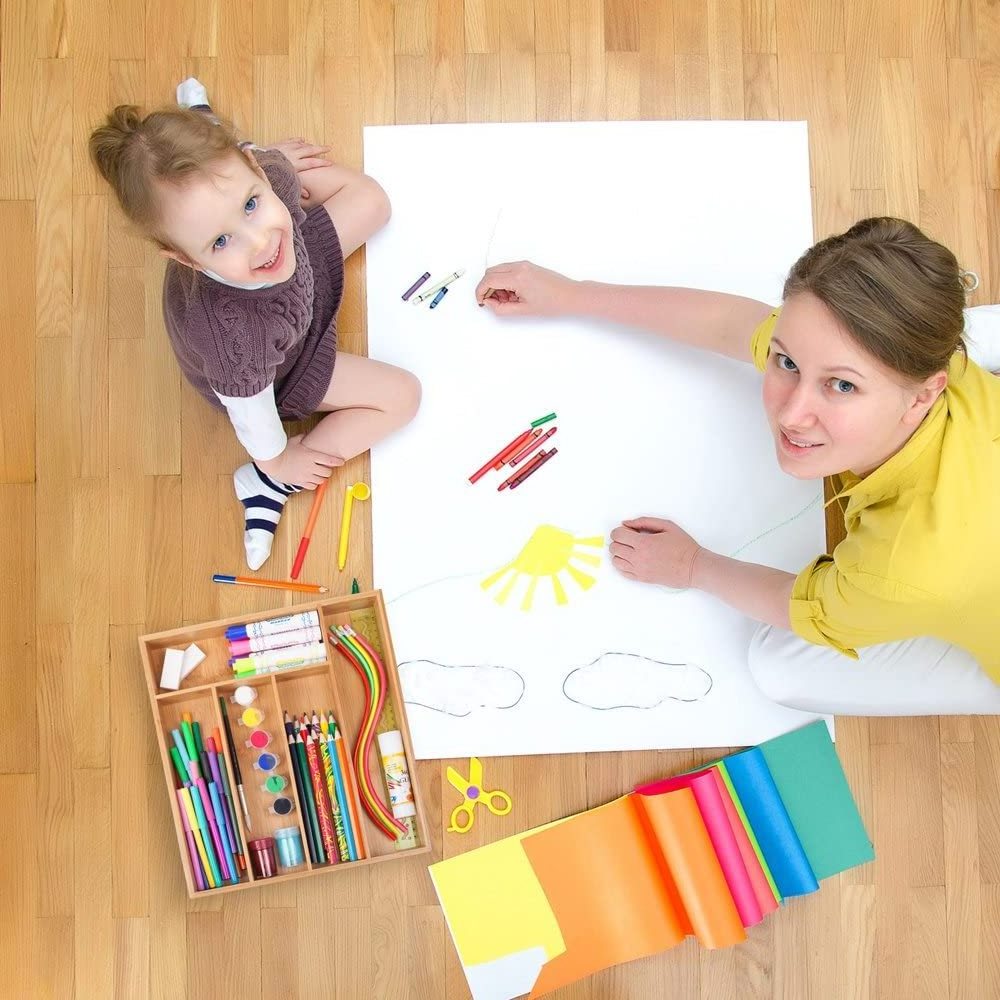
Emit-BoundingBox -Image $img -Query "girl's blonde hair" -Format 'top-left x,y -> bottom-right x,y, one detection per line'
89,105 -> 249,246
784,217 -> 971,383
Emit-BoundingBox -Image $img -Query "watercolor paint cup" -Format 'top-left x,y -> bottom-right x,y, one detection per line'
239,706 -> 265,728
230,685 -> 258,707
252,750 -> 281,773
267,796 -> 295,817
274,826 -> 305,869
261,774 -> 288,794
244,729 -> 271,751
248,837 -> 278,879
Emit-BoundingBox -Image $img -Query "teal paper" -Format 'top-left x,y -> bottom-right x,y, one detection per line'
758,720 -> 874,879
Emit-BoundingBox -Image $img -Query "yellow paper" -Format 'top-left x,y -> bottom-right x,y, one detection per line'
430,820 -> 569,967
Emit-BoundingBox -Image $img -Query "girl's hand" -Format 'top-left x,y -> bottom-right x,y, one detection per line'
257,434 -> 343,489
269,138 -> 332,202
475,260 -> 580,318
609,517 -> 704,588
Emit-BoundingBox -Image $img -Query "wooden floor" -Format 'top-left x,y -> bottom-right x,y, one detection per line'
2,0 -> 999,997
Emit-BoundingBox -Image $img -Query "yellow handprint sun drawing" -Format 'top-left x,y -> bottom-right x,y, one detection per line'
481,525 -> 604,611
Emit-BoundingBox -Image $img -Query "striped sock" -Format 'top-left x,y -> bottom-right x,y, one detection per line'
233,463 -> 302,571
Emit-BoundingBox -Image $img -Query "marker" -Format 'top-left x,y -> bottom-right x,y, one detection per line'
509,426 -> 556,466
510,447 -> 558,489
429,286 -> 449,309
500,449 -> 549,491
401,271 -> 430,301
411,268 -> 465,304
290,480 -> 328,579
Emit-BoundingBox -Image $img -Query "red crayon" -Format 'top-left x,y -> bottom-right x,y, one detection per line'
509,426 -> 556,466
510,447 -> 558,489
501,449 -> 549,491
469,429 -> 533,484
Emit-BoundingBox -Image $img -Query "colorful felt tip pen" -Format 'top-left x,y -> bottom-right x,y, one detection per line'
401,271 -> 430,301
429,286 -> 449,309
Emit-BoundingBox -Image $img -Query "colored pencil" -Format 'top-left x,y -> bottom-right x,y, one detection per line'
469,430 -> 532,484
290,480 -> 328,580
318,715 -> 350,861
294,725 -> 327,864
331,717 -> 366,859
213,574 -> 328,595
510,447 -> 558,488
285,715 -> 321,863
510,426 -> 557,466
304,729 -> 339,864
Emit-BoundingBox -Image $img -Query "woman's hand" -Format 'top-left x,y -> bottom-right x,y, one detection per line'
609,517 -> 704,588
475,260 -> 580,318
268,138 -> 333,203
257,434 -> 343,489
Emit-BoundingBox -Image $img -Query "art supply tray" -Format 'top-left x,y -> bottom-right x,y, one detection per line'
138,591 -> 429,898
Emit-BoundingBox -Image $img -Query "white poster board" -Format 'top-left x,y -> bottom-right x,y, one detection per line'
363,122 -> 827,759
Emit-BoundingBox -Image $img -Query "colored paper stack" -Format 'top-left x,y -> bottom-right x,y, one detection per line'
430,720 -> 874,1000
226,610 -> 327,676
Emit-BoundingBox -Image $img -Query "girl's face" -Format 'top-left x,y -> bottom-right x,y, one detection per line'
156,152 -> 296,286
761,292 -> 948,480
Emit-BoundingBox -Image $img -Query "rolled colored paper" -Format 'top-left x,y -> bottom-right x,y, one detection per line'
723,747 -> 818,898
520,795 -> 693,999
634,769 -> 762,928
176,788 -> 207,891
758,720 -> 875,880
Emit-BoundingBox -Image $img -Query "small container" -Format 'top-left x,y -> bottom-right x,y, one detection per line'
230,685 -> 258,707
239,706 -> 265,728
252,751 -> 281,773
274,826 -> 305,869
261,773 -> 288,794
248,837 -> 278,879
268,796 -> 295,817
244,728 -> 271,750
377,730 -> 416,818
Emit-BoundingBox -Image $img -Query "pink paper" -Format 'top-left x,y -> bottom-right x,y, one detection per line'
636,770 -> 763,928
709,769 -> 779,918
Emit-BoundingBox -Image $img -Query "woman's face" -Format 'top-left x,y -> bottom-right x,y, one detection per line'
761,292 -> 947,480
156,151 -> 296,286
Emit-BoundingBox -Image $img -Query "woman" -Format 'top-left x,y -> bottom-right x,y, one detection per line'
475,218 -> 1000,716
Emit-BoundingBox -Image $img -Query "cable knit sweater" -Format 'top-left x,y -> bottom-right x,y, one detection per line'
161,149 -> 345,421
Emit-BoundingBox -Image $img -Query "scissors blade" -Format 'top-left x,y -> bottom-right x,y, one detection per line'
468,756 -> 484,786
446,766 -> 469,795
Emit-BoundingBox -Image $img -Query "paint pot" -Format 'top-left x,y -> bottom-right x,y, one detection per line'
252,751 -> 281,773
267,796 -> 295,817
230,685 -> 258,707
248,837 -> 278,879
274,826 -> 305,869
261,773 -> 288,794
244,728 -> 271,750
239,706 -> 265,728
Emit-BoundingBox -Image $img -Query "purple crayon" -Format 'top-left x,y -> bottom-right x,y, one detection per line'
401,271 -> 431,301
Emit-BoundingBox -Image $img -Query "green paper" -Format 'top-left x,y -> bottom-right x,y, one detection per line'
717,760 -> 782,904
759,720 -> 874,880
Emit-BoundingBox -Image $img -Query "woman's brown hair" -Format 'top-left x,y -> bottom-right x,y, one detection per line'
783,217 -> 972,382
89,105 -> 249,246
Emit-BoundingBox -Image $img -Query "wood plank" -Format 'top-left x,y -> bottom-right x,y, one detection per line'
0,775 -> 39,991
75,768 -> 114,999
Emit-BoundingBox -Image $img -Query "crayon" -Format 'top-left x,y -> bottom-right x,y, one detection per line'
510,447 -> 558,489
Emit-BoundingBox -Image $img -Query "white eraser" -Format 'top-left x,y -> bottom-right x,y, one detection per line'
180,643 -> 206,679
159,648 -> 185,690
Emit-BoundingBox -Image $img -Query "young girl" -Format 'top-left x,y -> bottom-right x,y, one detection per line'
476,218 -> 1000,716
90,80 -> 420,569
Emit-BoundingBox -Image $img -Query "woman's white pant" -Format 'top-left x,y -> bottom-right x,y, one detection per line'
748,627 -> 1000,716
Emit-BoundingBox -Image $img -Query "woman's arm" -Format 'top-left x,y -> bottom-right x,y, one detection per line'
475,261 -> 774,363
691,549 -> 794,629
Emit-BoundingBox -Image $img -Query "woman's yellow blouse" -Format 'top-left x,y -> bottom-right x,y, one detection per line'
751,309 -> 1000,679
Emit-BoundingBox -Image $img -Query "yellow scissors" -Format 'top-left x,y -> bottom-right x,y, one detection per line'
446,757 -> 513,833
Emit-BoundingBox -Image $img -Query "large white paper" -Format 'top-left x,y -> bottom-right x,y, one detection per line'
363,122 -> 827,759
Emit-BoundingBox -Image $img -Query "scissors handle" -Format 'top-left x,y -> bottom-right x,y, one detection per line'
447,801 -> 476,834
483,789 -> 513,816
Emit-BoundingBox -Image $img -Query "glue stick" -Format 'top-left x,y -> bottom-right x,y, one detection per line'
377,730 -> 416,818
